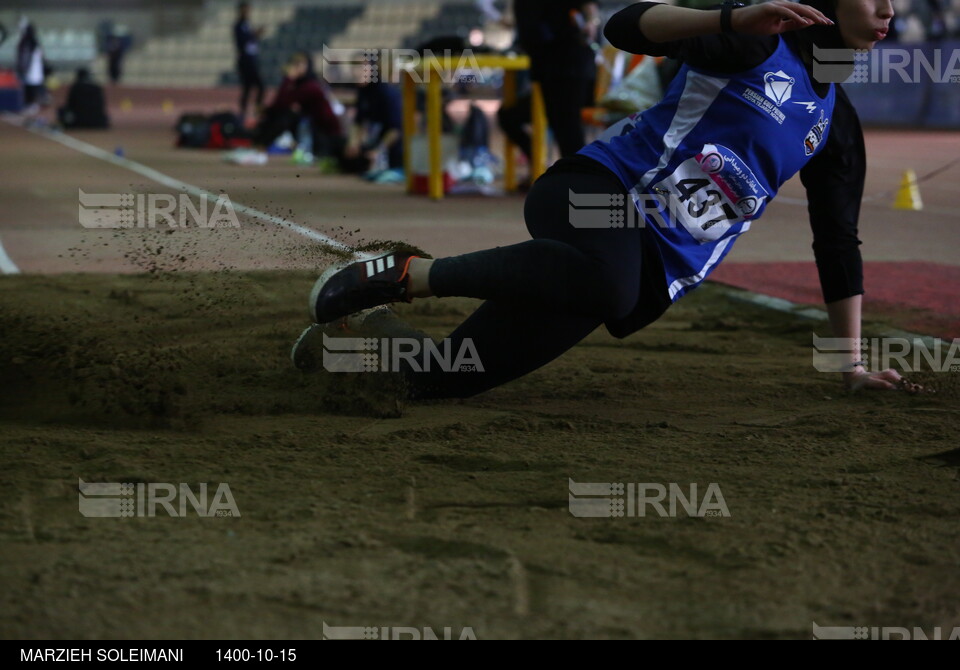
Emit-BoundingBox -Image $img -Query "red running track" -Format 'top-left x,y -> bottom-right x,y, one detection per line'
711,262 -> 960,339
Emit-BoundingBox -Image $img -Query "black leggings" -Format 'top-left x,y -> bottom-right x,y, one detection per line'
398,169 -> 668,399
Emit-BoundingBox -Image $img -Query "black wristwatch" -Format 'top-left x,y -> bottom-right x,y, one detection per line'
720,2 -> 746,35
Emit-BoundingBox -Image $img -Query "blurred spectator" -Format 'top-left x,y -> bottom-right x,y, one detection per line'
105,27 -> 132,85
57,68 -> 109,129
923,0 -> 947,40
474,0 -> 515,51
0,21 -> 8,47
498,1 -> 599,164
476,0 -> 507,24
234,1 -> 264,120
287,52 -> 345,164
16,18 -> 48,119
342,60 -> 405,183
226,53 -> 344,167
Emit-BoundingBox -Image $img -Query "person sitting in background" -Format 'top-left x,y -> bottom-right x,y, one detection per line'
342,59 -> 405,184
57,68 -> 109,129
226,53 -> 344,167
291,51 -> 347,170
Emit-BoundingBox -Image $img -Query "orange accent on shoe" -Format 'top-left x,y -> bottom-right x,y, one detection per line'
399,255 -> 419,303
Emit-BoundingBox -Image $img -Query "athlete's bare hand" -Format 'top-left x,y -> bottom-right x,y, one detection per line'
844,368 -> 924,393
731,1 -> 834,35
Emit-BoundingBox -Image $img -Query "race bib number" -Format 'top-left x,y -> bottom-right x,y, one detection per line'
650,144 -> 770,243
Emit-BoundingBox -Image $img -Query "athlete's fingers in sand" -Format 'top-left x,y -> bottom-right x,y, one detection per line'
847,368 -> 923,393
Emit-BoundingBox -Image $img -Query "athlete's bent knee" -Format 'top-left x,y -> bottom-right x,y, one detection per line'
591,267 -> 640,321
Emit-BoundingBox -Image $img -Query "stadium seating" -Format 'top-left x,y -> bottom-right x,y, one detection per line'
401,2 -> 485,50
119,4 -> 295,88
231,4 -> 367,87
2,0 -> 958,90
0,27 -> 97,71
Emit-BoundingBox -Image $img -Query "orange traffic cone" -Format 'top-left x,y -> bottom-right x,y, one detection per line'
893,169 -> 923,211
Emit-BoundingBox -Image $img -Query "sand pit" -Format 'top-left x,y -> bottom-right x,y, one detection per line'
1,269 -> 957,639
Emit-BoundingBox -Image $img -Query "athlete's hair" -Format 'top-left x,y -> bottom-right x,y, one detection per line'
800,0 -> 839,17
799,0 -> 846,50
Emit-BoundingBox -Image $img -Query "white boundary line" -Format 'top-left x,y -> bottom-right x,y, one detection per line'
0,236 -> 21,274
2,116 -> 353,252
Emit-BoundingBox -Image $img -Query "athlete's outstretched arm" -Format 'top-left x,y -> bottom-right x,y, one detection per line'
605,1 -> 832,49
800,88 -> 921,393
604,2 -> 829,72
642,1 -> 831,42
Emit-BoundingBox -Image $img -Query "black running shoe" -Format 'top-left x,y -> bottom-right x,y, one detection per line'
309,253 -> 418,324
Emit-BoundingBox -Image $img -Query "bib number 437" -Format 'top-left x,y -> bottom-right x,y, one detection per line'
675,178 -> 739,232
651,145 -> 768,243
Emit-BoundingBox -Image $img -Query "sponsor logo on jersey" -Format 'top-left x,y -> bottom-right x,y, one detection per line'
741,87 -> 786,124
736,196 -> 760,217
699,151 -> 724,174
763,70 -> 795,106
804,110 -> 830,156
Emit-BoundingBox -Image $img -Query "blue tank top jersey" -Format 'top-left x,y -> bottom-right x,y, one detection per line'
580,36 -> 836,301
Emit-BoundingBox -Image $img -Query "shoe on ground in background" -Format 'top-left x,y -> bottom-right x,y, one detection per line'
223,148 -> 268,165
315,156 -> 340,174
372,168 -> 404,185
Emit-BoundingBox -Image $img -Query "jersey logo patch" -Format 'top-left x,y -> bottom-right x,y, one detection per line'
763,70 -> 795,106
804,110 -> 830,156
792,101 -> 818,113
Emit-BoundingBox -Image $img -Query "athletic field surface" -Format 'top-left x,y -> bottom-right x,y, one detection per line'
1,87 -> 958,640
